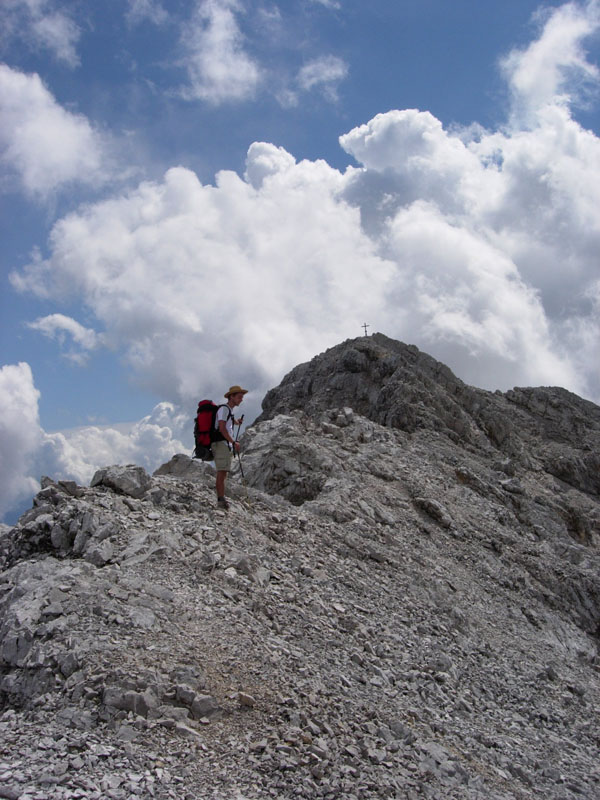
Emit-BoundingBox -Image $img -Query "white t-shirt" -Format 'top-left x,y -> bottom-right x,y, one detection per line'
215,404 -> 234,440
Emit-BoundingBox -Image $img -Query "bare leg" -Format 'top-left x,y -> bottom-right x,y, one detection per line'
216,470 -> 227,498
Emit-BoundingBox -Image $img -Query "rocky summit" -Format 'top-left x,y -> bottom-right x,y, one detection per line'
1,334 -> 599,800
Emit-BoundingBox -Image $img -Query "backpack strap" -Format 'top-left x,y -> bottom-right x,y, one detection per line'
216,403 -> 233,423
211,404 -> 234,442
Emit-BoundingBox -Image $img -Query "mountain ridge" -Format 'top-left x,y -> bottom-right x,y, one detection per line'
1,335 -> 599,800
258,333 -> 600,499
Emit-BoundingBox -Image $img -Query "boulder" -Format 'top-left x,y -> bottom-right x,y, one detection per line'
90,465 -> 152,498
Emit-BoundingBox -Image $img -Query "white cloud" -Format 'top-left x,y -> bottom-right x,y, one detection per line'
176,2 -> 346,108
331,1 -> 600,400
10,156 -> 391,404
0,363 -> 43,519
379,201 -> 582,391
501,0 -> 600,124
40,402 -> 189,489
339,109 -> 486,217
297,54 -> 348,98
180,0 -> 261,104
276,54 -> 349,109
0,64 -> 110,197
0,361 -> 189,520
244,141 -> 296,189
4,1 -> 600,519
0,0 -> 81,66
12,85 -> 599,406
338,102 -> 599,395
28,314 -> 104,364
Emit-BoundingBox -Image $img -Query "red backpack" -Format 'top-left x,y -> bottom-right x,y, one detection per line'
193,400 -> 231,461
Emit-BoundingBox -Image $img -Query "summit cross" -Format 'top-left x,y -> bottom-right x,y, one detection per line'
362,323 -> 370,336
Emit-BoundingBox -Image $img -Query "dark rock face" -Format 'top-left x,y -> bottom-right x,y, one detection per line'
1,335 -> 599,800
259,333 -> 600,498
259,334 -> 475,439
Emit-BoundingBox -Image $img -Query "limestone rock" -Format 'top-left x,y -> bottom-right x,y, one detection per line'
1,334 -> 599,800
90,465 -> 152,499
153,453 -> 210,479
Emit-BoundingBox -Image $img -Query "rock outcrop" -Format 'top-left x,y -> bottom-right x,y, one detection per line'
1,335 -> 599,800
259,333 -> 600,498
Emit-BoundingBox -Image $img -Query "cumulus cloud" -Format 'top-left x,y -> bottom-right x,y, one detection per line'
379,201 -> 580,391
11,155 -> 390,405
244,141 -> 296,189
0,363 -> 43,519
40,402 -> 189,489
501,0 -> 600,124
0,64 -> 110,197
339,108 -> 484,218
0,0 -> 81,66
12,90 -> 598,405
180,0 -> 261,103
5,1 -> 600,518
0,362 -> 189,521
334,1 -> 600,398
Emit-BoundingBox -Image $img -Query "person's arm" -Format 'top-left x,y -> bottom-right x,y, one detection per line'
218,419 -> 234,444
218,413 -> 240,450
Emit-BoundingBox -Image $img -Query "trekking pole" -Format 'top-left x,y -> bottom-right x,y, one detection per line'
234,415 -> 250,503
234,415 -> 245,479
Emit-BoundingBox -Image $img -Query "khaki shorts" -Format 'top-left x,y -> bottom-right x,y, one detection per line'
212,440 -> 232,471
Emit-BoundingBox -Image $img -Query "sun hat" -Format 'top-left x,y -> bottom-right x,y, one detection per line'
224,385 -> 248,398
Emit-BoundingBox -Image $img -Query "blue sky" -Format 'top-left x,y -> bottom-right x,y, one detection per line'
1,0 -> 600,522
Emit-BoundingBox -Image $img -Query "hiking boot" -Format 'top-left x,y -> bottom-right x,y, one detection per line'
217,497 -> 230,510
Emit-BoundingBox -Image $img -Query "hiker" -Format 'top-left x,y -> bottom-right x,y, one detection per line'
213,385 -> 247,509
